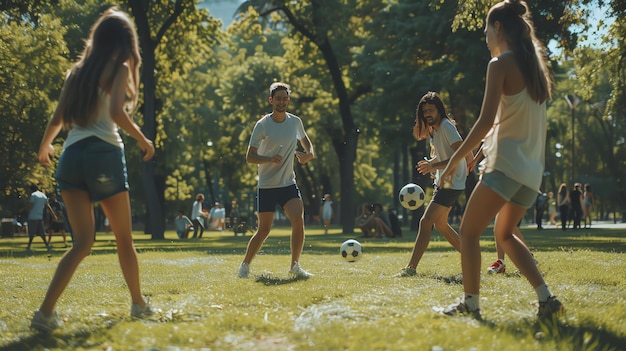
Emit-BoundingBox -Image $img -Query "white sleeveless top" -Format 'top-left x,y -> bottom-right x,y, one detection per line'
63,89 -> 124,150
482,88 -> 546,192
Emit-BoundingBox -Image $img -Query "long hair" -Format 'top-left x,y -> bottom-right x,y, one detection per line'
487,0 -> 552,103
413,91 -> 455,141
59,7 -> 141,129
558,183 -> 568,198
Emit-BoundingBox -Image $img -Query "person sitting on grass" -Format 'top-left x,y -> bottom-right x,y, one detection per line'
174,210 -> 193,239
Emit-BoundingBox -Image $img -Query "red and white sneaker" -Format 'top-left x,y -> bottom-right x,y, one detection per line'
487,259 -> 506,274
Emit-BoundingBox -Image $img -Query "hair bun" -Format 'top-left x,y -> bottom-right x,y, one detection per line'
504,0 -> 527,16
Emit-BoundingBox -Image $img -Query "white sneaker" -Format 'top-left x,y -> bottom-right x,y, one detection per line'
289,262 -> 313,279
238,262 -> 250,278
30,311 -> 62,333
131,302 -> 155,318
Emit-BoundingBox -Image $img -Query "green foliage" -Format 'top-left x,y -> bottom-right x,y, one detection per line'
0,14 -> 68,213
1,0 -> 624,222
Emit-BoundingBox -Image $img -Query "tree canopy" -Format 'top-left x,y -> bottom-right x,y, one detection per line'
2,0 -> 624,226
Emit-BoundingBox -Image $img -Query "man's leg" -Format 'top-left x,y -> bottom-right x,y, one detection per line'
283,198 -> 305,268
242,212 -> 274,264
407,202 -> 455,269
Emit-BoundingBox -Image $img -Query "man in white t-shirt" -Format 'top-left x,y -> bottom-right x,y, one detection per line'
396,92 -> 472,277
26,185 -> 55,251
238,82 -> 315,279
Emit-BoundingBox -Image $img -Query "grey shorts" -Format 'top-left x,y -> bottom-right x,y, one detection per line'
55,137 -> 129,202
481,170 -> 538,209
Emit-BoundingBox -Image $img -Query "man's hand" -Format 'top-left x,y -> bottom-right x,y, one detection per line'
295,151 -> 313,164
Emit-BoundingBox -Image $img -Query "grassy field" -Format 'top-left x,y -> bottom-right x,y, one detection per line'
0,224 -> 625,351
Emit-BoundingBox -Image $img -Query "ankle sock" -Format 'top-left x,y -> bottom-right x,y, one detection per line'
535,284 -> 552,303
464,294 -> 480,311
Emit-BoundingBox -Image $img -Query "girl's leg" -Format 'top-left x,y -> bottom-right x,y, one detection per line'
100,191 -> 145,306
459,183 -> 507,295
38,190 -> 95,315
495,203 -> 545,288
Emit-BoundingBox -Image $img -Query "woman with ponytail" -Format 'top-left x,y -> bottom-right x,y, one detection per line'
438,0 -> 564,320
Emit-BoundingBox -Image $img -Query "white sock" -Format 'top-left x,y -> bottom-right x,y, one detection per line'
535,284 -> 552,303
498,258 -> 505,264
464,294 -> 480,311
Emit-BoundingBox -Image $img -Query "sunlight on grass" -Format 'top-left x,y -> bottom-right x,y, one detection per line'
0,226 -> 625,350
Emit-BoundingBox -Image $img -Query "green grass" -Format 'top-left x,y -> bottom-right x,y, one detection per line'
1,225 -> 625,350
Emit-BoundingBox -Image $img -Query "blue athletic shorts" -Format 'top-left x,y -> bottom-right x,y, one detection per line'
55,136 -> 129,202
481,170 -> 538,208
257,184 -> 301,213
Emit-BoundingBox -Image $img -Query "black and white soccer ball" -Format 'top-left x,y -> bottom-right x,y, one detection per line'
340,239 -> 363,262
399,183 -> 425,210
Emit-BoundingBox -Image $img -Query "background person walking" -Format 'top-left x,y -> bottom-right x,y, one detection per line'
25,184 -> 55,251
582,183 -> 594,228
557,183 -> 570,230
321,194 -> 333,234
570,183 -> 583,229
191,193 -> 208,238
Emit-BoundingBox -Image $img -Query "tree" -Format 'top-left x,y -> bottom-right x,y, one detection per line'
126,0 -> 193,239
237,0 -> 391,233
0,14 -> 68,215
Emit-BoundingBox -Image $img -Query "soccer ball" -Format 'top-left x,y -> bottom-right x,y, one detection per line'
399,183 -> 425,210
340,239 -> 363,262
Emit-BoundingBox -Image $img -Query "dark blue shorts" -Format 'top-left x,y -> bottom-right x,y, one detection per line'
28,219 -> 45,237
257,184 -> 301,213
432,188 -> 463,208
55,136 -> 129,202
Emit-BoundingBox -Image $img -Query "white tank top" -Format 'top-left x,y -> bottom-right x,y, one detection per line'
63,89 -> 124,150
482,88 -> 546,192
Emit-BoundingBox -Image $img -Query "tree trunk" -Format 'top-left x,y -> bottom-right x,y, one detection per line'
140,50 -> 165,239
129,1 -> 166,239
317,38 -> 358,234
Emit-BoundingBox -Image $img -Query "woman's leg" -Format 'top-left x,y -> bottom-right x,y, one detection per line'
495,203 -> 545,288
459,183 -> 506,295
100,191 -> 145,306
559,206 -> 568,230
38,190 -> 95,315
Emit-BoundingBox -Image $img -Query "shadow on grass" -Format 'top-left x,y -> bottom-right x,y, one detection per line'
1,324 -> 106,351
254,272 -> 310,286
1,227 -> 624,259
431,273 -> 463,285
496,317 -> 626,351
538,319 -> 626,351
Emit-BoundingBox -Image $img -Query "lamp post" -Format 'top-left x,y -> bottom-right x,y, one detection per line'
565,94 -> 579,183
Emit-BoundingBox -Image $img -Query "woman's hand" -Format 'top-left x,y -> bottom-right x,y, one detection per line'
38,144 -> 55,166
439,161 -> 457,189
139,138 -> 155,161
